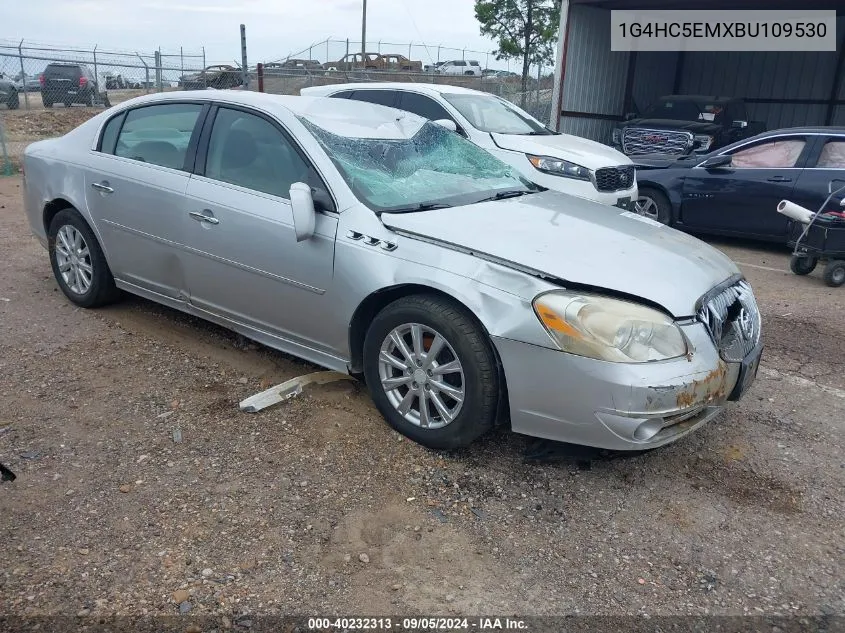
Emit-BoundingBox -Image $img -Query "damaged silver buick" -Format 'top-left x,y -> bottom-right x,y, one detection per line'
22,91 -> 762,450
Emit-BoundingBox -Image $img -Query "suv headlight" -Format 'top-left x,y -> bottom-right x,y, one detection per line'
533,291 -> 688,363
527,154 -> 591,181
693,135 -> 714,152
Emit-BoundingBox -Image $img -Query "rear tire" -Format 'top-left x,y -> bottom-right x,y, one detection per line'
48,209 -> 121,308
635,187 -> 672,225
823,260 -> 845,287
363,294 -> 499,450
790,255 -> 818,276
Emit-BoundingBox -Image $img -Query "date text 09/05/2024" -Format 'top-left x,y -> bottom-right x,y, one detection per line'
307,617 -> 528,630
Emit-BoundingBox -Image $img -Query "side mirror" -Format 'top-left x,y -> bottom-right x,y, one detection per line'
432,119 -> 458,132
732,120 -> 748,129
289,182 -> 316,242
700,154 -> 732,170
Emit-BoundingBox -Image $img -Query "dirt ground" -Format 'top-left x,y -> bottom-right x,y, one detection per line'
0,174 -> 844,623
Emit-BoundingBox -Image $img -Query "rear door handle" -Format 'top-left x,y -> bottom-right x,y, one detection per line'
189,210 -> 219,225
767,176 -> 792,183
91,182 -> 114,193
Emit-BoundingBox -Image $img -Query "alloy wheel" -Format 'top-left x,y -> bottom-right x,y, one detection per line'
635,196 -> 659,221
54,225 -> 93,295
377,323 -> 465,429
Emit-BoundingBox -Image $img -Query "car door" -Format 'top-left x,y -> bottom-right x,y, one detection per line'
84,101 -> 207,299
792,135 -> 845,217
180,104 -> 339,355
680,135 -> 810,239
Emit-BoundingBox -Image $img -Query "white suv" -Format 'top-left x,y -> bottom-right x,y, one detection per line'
436,60 -> 482,76
301,83 -> 638,209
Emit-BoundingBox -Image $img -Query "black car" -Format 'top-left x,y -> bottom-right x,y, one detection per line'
613,95 -> 765,157
0,72 -> 19,109
40,63 -> 110,108
633,128 -> 845,242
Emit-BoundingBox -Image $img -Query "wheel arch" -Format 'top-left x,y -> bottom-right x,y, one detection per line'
43,197 -> 77,235
347,283 -> 510,425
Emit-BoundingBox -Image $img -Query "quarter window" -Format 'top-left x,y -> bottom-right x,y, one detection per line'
114,103 -> 203,170
98,113 -> 124,154
205,107 -> 314,199
817,140 -> 845,169
729,139 -> 806,169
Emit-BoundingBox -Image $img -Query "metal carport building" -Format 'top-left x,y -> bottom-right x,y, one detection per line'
549,0 -> 845,145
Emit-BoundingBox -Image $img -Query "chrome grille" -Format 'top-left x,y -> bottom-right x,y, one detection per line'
594,166 -> 636,192
698,280 -> 761,362
622,127 -> 693,155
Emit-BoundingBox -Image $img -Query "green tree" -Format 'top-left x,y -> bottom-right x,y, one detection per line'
475,0 -> 561,101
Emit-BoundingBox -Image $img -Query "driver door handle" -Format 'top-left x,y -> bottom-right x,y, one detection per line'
189,210 -> 219,225
767,176 -> 792,183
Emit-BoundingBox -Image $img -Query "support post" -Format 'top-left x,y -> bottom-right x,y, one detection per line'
257,63 -> 264,92
17,39 -> 29,109
550,0 -> 571,130
241,24 -> 249,88
361,0 -> 367,56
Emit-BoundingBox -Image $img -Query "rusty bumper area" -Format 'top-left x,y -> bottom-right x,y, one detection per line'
494,322 -> 744,451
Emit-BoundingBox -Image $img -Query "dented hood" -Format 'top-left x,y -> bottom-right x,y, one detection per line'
381,191 -> 739,317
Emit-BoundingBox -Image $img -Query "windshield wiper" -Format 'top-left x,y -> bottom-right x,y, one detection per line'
476,189 -> 533,203
379,202 -> 452,214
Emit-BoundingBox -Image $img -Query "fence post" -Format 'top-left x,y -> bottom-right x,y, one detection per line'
345,39 -> 349,59
378,40 -> 381,55
437,45 -> 441,64
257,63 -> 264,92
462,48 -> 465,61
155,49 -> 162,92
240,24 -> 249,88
326,39 -> 329,64
136,53 -> 150,93
17,39 -> 29,110
408,42 -> 412,60
201,47 -> 206,88
308,45 -> 312,62
180,47 -> 184,84
93,45 -> 99,102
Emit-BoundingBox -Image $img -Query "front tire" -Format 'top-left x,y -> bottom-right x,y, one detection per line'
363,295 -> 499,449
48,209 -> 121,308
635,187 -> 672,225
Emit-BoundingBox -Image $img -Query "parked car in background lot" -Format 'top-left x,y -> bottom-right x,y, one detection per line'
179,65 -> 241,90
0,72 -> 20,109
40,63 -> 109,108
614,95 -> 765,157
325,53 -> 383,71
302,83 -> 638,209
380,54 -> 422,72
634,128 -> 845,242
21,91 -> 762,451
14,72 -> 41,92
264,59 -> 323,74
436,60 -> 482,76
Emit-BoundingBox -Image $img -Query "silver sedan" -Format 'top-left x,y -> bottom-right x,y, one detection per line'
22,91 -> 763,451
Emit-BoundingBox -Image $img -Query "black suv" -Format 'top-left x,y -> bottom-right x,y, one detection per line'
40,63 -> 110,108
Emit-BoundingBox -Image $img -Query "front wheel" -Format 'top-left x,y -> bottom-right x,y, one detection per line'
363,295 -> 499,449
635,187 -> 672,225
790,255 -> 818,276
823,260 -> 845,287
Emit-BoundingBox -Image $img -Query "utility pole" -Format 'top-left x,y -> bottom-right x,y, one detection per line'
361,0 -> 367,56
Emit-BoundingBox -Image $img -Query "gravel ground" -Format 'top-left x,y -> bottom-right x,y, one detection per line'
1,175 -> 844,622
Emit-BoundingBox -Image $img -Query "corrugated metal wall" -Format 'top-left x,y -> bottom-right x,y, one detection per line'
559,9 -> 844,142
559,4 -> 629,143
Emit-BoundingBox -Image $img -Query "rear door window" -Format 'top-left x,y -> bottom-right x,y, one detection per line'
396,92 -> 454,122
816,140 -> 845,168
114,103 -> 203,170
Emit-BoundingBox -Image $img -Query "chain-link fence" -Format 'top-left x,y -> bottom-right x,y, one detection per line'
0,40 -> 208,173
256,39 -> 554,122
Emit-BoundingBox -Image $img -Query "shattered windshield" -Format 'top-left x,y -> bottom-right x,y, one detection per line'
300,118 -> 540,213
442,93 -> 552,135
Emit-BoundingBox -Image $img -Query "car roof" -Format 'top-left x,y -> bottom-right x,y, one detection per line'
302,82 -> 495,98
756,126 -> 845,137
109,90 -> 430,139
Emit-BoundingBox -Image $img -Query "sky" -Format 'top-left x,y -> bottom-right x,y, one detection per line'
3,0 -> 505,67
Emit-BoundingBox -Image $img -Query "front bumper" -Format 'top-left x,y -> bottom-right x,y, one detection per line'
493,321 -> 759,451
528,171 -> 638,211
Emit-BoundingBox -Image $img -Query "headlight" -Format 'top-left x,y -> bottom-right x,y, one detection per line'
533,291 -> 688,363
693,135 -> 713,152
527,154 -> 591,181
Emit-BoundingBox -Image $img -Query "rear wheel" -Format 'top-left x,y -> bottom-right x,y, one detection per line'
790,255 -> 818,276
48,209 -> 121,308
363,295 -> 499,450
635,187 -> 672,225
823,260 -> 845,287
